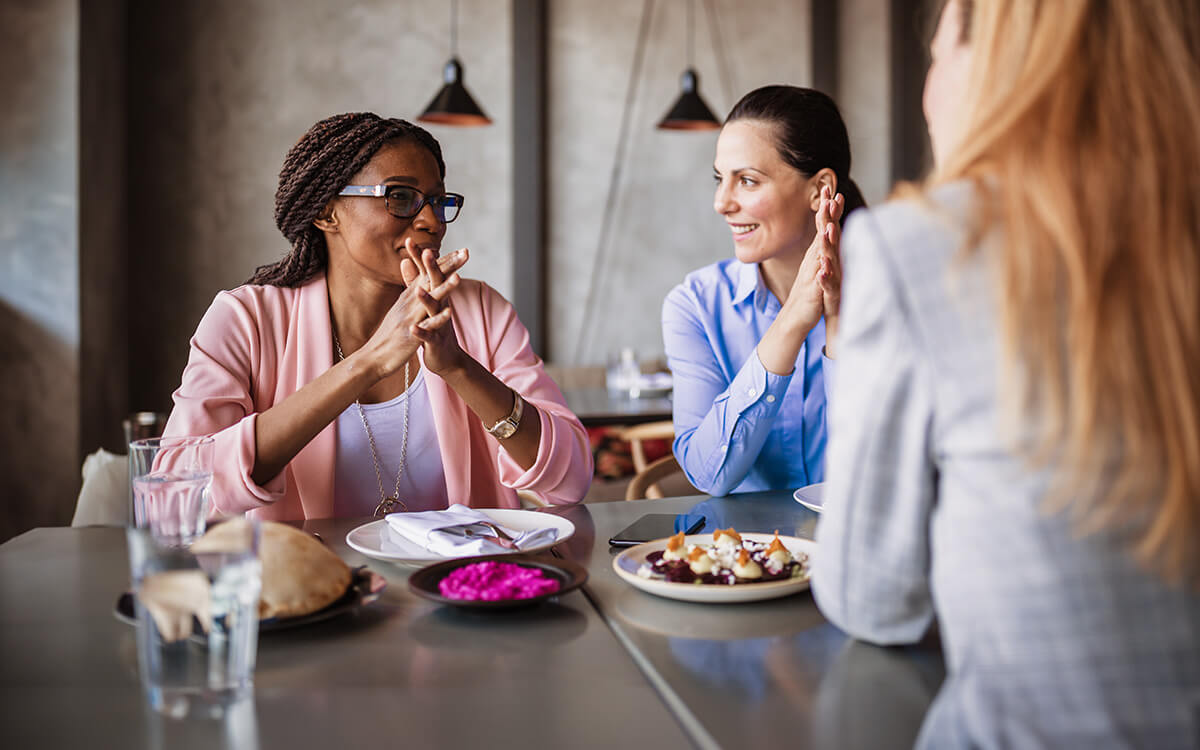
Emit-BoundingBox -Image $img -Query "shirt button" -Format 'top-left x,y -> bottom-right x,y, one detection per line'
720,444 -> 729,452
747,387 -> 757,398
765,394 -> 776,403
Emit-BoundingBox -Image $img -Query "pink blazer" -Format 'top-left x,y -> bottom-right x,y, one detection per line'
163,273 -> 592,520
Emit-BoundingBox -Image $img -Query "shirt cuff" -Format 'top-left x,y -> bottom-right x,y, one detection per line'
716,349 -> 791,419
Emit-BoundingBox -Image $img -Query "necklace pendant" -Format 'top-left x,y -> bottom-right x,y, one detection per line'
374,497 -> 407,518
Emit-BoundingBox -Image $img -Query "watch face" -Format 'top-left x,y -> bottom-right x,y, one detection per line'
493,420 -> 517,439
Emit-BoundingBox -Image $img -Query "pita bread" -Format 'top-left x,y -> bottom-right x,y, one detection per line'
193,519 -> 352,619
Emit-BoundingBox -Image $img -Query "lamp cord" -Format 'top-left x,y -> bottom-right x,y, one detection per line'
687,0 -> 695,68
572,0 -> 655,363
450,0 -> 458,57
704,0 -> 735,105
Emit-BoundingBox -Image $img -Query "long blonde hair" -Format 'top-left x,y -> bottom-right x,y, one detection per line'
934,0 -> 1200,584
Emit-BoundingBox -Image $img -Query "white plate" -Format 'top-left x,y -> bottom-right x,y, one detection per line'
611,533 -> 815,604
793,482 -> 825,513
346,509 -> 576,566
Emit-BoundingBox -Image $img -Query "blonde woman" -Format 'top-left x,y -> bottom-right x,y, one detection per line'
812,0 -> 1200,747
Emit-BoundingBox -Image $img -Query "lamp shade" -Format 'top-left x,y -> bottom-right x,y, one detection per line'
657,68 -> 720,131
418,58 -> 492,127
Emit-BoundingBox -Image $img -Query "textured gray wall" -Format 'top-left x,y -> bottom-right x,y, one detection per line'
546,0 -> 815,366
126,0 -> 514,413
840,0 -> 892,205
0,0 -> 80,540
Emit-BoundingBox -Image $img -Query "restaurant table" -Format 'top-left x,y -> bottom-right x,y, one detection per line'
562,387 -> 674,427
0,490 -> 944,749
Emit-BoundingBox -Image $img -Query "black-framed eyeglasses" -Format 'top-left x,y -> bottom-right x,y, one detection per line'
337,184 -> 465,223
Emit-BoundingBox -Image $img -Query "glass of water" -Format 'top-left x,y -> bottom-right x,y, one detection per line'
129,436 -> 214,547
126,519 -> 261,718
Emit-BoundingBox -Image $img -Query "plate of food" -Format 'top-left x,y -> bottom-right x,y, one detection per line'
792,482 -> 825,514
346,509 -> 576,566
612,529 -> 814,604
115,521 -> 387,637
408,553 -> 588,610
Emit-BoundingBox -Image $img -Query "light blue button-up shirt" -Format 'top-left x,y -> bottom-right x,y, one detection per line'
662,258 -> 830,496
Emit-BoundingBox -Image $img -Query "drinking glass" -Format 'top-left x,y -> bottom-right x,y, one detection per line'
606,348 -> 641,398
126,519 -> 262,718
129,436 -> 214,547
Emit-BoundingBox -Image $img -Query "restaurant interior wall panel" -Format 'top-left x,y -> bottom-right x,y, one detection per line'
125,0 -> 514,416
839,0 -> 892,205
0,0 -> 81,541
545,0 -> 814,366
80,0 -> 130,460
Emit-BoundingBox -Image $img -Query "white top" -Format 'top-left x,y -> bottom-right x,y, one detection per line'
333,368 -> 449,517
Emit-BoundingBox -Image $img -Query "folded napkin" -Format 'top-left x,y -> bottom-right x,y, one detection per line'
385,504 -> 559,558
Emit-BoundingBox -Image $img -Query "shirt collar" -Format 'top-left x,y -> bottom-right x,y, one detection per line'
732,261 -> 777,312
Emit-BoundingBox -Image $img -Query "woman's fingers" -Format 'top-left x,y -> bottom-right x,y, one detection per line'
422,248 -> 446,288
418,306 -> 453,331
413,284 -> 443,318
435,247 -> 469,279
400,256 -> 421,287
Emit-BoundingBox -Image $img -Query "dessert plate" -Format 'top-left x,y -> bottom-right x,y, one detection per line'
611,533 -> 815,604
408,553 -> 588,610
345,509 -> 576,566
792,482 -> 825,514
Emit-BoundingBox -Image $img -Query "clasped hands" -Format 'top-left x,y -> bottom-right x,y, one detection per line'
786,185 -> 845,354
361,239 -> 470,381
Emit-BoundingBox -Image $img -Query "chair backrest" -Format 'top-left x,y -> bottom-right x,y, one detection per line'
616,420 -> 675,473
72,448 -> 130,527
625,454 -> 687,501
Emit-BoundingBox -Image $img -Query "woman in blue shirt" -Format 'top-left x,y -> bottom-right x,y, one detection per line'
663,86 -> 865,495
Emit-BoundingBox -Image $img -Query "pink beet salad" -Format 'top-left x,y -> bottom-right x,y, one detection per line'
438,561 -> 562,601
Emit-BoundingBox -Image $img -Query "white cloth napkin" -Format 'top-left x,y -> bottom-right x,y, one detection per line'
384,504 -> 559,557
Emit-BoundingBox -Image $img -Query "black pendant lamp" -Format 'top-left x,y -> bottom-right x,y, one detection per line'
657,0 -> 720,131
418,0 -> 491,127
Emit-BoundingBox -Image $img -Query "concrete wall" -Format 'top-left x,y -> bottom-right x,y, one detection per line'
125,0 -> 514,412
0,0 -> 80,540
546,0 -> 814,366
840,0 -> 892,205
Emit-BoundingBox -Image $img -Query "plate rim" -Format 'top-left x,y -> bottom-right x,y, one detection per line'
611,533 -> 815,604
345,508 -> 577,565
407,552 -> 588,609
792,482 -> 825,513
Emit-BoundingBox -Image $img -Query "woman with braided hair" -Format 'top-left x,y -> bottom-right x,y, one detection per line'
163,112 -> 592,519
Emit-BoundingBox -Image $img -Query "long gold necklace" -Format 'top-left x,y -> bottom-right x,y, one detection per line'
333,330 -> 409,518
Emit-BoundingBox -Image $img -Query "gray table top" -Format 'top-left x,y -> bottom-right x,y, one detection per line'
570,491 -> 945,750
0,491 -> 944,749
562,387 -> 674,427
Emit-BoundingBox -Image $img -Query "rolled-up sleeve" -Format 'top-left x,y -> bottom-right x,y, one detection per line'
481,287 -> 593,505
663,285 -> 791,496
811,210 -> 938,646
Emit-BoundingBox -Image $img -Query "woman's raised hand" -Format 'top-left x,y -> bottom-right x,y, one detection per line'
782,186 -> 844,332
402,241 -> 468,375
360,241 -> 467,379
816,186 -> 844,316
816,187 -> 844,356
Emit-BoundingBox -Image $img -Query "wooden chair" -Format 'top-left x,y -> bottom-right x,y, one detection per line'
618,420 -> 683,500
625,454 -> 685,501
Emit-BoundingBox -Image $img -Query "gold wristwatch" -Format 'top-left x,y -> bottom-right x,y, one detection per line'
487,389 -> 524,440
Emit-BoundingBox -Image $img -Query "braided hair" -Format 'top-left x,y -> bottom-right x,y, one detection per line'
246,112 -> 446,287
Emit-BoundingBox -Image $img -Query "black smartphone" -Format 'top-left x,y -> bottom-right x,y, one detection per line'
608,513 -> 706,547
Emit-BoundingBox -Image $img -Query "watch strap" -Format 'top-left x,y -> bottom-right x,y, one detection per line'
486,389 -> 524,439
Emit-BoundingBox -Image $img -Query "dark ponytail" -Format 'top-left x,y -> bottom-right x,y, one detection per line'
725,86 -> 865,225
247,112 -> 446,287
